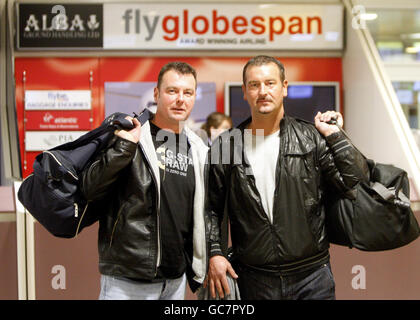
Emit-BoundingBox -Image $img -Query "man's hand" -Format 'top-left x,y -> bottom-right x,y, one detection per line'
314,111 -> 343,137
204,255 -> 238,299
114,116 -> 141,144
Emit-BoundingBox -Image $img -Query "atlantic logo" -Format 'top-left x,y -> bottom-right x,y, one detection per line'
42,112 -> 78,124
121,8 -> 323,42
43,112 -> 54,123
38,112 -> 80,130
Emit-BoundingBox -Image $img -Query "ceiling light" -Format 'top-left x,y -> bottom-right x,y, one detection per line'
405,47 -> 420,54
401,33 -> 420,40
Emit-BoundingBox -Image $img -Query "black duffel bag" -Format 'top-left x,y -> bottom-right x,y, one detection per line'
325,159 -> 420,251
325,124 -> 420,251
17,110 -> 150,238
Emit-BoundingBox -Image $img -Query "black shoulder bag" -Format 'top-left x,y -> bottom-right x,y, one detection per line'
17,110 -> 151,238
325,125 -> 420,251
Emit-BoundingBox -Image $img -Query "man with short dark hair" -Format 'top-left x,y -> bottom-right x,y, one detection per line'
82,62 -> 209,300
205,55 -> 369,300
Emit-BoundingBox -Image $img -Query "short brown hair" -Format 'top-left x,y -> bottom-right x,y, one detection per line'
242,55 -> 285,85
157,62 -> 197,89
201,112 -> 232,136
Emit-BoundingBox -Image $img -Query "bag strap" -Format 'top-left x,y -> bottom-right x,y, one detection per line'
370,182 -> 397,201
329,119 -> 411,209
328,119 -> 367,160
47,109 -> 152,153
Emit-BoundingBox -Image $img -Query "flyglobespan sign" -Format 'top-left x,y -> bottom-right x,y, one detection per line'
17,2 -> 343,50
103,3 -> 343,50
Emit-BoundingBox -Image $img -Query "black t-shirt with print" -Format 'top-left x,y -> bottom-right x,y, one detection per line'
150,122 -> 195,280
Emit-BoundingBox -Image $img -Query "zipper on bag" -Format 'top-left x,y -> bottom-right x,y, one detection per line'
74,203 -> 78,217
75,202 -> 90,238
44,151 -> 78,181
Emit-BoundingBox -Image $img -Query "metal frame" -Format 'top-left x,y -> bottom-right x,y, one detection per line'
14,180 -> 36,300
11,0 -> 344,58
1,0 -> 22,183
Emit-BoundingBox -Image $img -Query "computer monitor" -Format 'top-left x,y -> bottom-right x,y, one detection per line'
224,82 -> 340,127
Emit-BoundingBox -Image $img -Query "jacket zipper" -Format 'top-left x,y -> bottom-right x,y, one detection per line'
109,206 -> 123,248
242,149 -> 272,225
138,143 -> 162,275
271,127 -> 284,223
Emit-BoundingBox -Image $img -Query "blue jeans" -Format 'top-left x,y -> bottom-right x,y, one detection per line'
235,263 -> 336,300
99,273 -> 187,300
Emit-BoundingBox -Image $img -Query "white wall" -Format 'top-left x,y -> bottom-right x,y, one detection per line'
342,0 -> 420,193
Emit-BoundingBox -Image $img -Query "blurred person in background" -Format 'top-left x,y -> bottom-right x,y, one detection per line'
199,112 -> 232,145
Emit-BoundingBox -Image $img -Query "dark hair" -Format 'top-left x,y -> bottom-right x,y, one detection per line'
242,55 -> 285,85
157,61 -> 197,89
201,112 -> 232,136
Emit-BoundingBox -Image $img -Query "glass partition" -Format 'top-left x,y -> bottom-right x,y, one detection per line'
367,9 -> 420,62
365,8 -> 420,149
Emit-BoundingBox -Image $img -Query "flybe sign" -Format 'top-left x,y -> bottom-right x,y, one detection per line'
103,3 -> 343,50
17,3 -> 343,50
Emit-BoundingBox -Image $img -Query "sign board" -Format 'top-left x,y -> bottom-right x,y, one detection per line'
25,131 -> 88,151
103,3 -> 343,50
25,90 -> 91,110
25,111 -> 92,130
17,3 -> 103,48
17,3 -> 343,50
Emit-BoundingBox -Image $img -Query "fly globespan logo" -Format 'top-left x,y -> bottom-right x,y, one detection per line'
121,8 -> 323,42
103,4 -> 343,50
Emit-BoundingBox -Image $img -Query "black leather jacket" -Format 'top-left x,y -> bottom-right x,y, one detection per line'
81,120 -> 210,291
208,116 -> 369,272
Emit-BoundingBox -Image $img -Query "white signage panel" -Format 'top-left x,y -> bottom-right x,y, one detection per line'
25,131 -> 88,151
103,3 -> 343,50
25,90 -> 91,110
